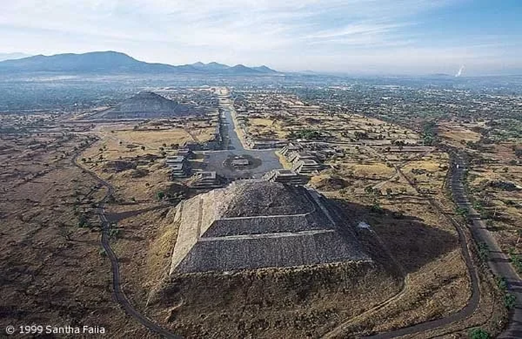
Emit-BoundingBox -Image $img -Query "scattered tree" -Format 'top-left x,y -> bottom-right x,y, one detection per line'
468,328 -> 490,339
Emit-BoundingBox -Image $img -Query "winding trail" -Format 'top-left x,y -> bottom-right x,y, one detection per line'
360,154 -> 481,338
71,148 -> 180,339
324,149 -> 481,339
361,146 -> 522,338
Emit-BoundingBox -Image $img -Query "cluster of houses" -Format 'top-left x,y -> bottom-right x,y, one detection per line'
279,142 -> 343,176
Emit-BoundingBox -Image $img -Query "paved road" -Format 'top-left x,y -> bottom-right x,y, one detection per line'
369,151 -> 522,339
451,152 -> 522,339
358,155 -> 481,339
198,102 -> 282,179
71,149 -> 180,339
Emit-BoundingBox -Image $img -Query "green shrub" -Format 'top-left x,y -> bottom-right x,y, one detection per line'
504,293 -> 516,310
509,252 -> 522,274
468,328 -> 490,339
496,277 -> 507,291
477,242 -> 489,262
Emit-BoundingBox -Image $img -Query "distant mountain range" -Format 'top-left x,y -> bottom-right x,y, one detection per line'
0,53 -> 32,62
0,51 -> 279,75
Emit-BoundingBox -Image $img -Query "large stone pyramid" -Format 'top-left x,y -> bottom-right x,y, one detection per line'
170,180 -> 371,274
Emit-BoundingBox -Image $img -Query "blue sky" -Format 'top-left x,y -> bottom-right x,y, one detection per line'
1,0 -> 521,75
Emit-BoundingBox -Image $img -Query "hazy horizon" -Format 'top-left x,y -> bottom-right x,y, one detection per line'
2,0 -> 522,76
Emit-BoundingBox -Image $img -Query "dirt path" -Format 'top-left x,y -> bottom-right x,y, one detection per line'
324,149 -> 481,339
364,154 -> 481,338
71,146 -> 180,339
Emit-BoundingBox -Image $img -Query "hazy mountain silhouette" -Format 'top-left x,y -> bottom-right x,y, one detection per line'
183,62 -> 277,74
0,51 -> 177,73
251,65 -> 278,73
227,64 -> 260,74
189,61 -> 229,71
0,51 -> 279,75
0,53 -> 32,62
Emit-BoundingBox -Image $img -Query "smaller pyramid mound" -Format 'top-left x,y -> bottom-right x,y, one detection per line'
98,91 -> 202,119
170,180 -> 372,274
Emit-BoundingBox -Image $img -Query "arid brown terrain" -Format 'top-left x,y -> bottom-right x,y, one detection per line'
0,86 -> 512,339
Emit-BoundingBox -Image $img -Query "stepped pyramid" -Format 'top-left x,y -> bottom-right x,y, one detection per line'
170,180 -> 371,274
